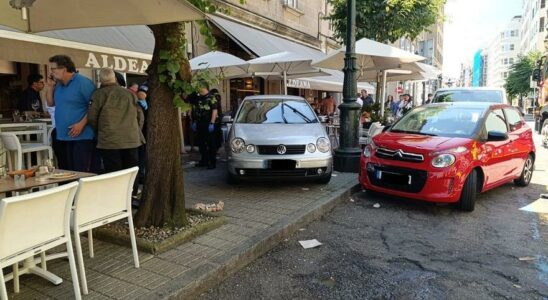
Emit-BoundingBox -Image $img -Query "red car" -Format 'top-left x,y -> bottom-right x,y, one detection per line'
359,102 -> 535,211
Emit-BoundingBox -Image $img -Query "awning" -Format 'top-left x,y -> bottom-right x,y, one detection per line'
208,15 -> 374,92
0,26 -> 153,74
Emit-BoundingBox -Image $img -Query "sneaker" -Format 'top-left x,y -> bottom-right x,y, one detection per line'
131,196 -> 140,208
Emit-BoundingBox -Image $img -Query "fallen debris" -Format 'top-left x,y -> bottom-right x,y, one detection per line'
373,203 -> 381,208
518,256 -> 536,261
299,239 -> 322,249
302,188 -> 310,191
349,198 -> 355,202
194,201 -> 224,212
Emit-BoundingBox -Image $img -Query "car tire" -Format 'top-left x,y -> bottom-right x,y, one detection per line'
227,172 -> 241,185
459,169 -> 477,212
315,173 -> 332,184
514,154 -> 534,187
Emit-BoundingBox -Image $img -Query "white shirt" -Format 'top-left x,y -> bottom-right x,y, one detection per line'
356,97 -> 363,107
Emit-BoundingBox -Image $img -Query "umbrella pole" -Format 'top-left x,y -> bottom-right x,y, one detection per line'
283,71 -> 288,95
381,70 -> 387,118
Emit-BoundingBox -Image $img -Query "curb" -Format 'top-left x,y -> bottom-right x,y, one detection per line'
165,181 -> 361,299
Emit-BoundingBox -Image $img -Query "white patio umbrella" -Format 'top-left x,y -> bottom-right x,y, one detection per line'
312,37 -> 425,72
1,0 -> 203,32
248,51 -> 324,94
190,51 -> 249,78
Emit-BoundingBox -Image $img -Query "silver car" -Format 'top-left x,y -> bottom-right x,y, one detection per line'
226,95 -> 333,184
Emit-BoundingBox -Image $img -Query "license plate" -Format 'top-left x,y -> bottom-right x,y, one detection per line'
270,160 -> 296,170
376,170 -> 412,185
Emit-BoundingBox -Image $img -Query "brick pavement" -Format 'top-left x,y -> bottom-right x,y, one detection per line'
5,156 -> 357,299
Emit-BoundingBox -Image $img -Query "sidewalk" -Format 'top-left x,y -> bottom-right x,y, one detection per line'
6,155 -> 358,299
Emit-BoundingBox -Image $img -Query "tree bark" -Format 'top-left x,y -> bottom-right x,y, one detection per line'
134,23 -> 187,228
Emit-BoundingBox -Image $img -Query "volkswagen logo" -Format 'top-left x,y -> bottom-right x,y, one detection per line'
277,145 -> 287,155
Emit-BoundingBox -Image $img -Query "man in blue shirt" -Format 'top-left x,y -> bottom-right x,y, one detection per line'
46,55 -> 96,172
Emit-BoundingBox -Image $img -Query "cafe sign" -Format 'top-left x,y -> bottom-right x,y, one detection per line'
286,79 -> 311,89
84,52 -> 150,74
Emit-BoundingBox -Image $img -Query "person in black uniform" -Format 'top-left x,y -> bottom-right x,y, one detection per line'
18,74 -> 45,112
189,82 -> 221,169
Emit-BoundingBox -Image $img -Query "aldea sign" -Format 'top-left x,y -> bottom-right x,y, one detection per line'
84,52 -> 150,74
286,79 -> 311,89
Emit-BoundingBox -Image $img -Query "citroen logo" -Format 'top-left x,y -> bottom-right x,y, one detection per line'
395,150 -> 404,157
277,145 -> 287,155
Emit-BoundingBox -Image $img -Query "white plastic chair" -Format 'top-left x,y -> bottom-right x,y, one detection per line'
72,167 -> 139,295
0,133 -> 53,170
0,182 -> 81,300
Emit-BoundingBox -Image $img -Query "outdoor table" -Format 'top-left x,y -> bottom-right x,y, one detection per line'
1,170 -> 95,287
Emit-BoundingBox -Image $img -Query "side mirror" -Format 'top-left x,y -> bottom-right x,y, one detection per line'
221,115 -> 233,123
487,131 -> 508,141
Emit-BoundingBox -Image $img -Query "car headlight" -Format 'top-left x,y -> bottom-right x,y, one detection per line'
307,143 -> 317,153
363,141 -> 376,158
316,137 -> 330,153
231,138 -> 245,153
246,144 -> 255,153
431,154 -> 456,168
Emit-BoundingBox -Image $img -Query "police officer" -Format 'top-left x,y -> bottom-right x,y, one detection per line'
189,82 -> 221,169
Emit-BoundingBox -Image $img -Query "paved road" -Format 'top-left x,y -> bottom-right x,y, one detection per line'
200,128 -> 548,299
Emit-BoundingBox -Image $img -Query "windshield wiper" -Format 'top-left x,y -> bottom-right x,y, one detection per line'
282,103 -> 314,123
390,129 -> 437,136
280,101 -> 288,124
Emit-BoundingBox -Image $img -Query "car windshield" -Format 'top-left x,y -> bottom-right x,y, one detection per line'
433,90 -> 504,103
390,106 -> 486,138
235,99 -> 318,124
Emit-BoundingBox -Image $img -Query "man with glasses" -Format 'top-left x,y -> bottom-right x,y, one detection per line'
46,55 -> 96,172
18,74 -> 44,112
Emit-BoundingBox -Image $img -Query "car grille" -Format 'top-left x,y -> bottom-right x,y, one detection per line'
236,168 -> 326,177
366,164 -> 427,193
375,147 -> 424,163
257,145 -> 306,155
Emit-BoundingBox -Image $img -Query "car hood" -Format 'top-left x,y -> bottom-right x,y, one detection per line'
373,132 -> 472,153
232,123 -> 327,144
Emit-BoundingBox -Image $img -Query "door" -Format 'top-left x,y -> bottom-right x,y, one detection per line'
503,107 -> 532,177
482,109 -> 512,187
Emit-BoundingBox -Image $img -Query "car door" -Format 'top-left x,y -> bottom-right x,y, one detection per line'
482,109 -> 512,187
503,107 -> 532,177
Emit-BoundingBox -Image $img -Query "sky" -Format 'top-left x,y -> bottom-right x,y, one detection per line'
443,0 -> 523,78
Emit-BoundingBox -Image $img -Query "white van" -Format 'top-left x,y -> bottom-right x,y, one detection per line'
432,87 -> 507,104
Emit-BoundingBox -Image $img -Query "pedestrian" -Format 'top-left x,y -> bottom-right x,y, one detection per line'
322,93 -> 337,116
46,54 -> 96,172
136,84 -> 149,185
128,82 -> 139,95
189,82 -> 221,169
424,93 -> 433,104
391,95 -> 402,118
397,94 -> 413,118
360,89 -> 374,108
385,95 -> 394,115
88,68 -> 145,178
18,74 -> 45,113
356,93 -> 363,107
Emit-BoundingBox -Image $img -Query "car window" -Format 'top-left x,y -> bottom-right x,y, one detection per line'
390,105 -> 485,138
235,99 -> 318,124
485,109 -> 508,133
504,108 -> 524,131
433,90 -> 504,103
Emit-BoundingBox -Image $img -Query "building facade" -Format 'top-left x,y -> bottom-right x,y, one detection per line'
520,0 -> 547,54
485,16 -> 521,88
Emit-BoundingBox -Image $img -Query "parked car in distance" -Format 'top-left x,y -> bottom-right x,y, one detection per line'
432,87 -> 507,104
226,95 -> 332,184
359,102 -> 535,211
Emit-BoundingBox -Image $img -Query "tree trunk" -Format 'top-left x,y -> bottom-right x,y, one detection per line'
134,23 -> 187,228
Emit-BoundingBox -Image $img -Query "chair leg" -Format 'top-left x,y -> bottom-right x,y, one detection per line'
12,263 -> 19,293
0,268 -> 8,300
88,230 -> 94,258
74,232 -> 89,295
41,252 -> 47,271
66,237 -> 82,300
127,216 -> 140,268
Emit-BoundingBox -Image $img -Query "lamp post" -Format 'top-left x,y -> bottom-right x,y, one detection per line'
334,0 -> 361,172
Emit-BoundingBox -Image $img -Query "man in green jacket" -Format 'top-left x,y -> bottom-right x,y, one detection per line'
88,68 -> 145,175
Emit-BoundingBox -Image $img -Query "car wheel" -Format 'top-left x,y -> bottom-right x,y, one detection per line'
514,154 -> 534,187
315,173 -> 332,184
227,172 -> 241,185
459,169 -> 477,212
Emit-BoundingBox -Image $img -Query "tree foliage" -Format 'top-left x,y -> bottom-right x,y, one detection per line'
505,51 -> 542,101
327,0 -> 446,44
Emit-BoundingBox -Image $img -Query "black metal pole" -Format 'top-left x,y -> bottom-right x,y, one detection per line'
333,0 -> 361,173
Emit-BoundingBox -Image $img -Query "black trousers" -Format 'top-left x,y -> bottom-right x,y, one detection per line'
58,139 -> 95,172
197,123 -> 219,167
99,148 -> 139,194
